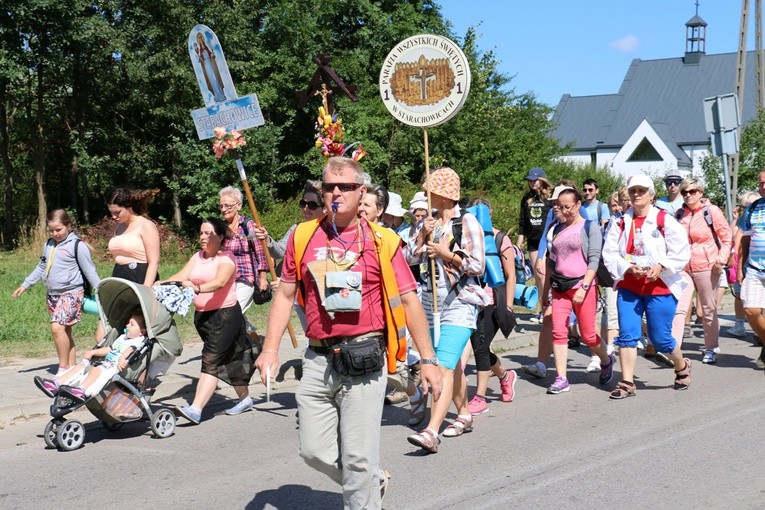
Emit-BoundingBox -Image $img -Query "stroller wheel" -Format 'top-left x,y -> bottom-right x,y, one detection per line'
43,420 -> 60,449
102,420 -> 124,432
56,420 -> 85,451
151,408 -> 176,438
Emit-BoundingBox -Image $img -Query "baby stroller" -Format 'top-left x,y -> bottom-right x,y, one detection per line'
42,277 -> 184,451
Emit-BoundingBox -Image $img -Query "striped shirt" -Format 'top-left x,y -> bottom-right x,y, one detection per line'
742,198 -> 765,271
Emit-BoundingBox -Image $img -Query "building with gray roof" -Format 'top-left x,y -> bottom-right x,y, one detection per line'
552,11 -> 759,179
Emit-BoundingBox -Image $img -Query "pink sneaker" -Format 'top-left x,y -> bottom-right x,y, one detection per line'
34,376 -> 59,398
500,370 -> 517,402
66,386 -> 86,401
468,395 -> 488,416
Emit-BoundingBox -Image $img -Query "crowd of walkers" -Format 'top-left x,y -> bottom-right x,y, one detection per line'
16,161 -> 765,509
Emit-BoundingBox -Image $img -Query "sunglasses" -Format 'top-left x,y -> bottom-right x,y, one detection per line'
681,189 -> 700,196
665,179 -> 682,186
299,199 -> 322,210
219,202 -> 239,210
321,182 -> 362,193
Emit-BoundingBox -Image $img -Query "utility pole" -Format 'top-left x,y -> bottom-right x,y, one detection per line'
732,0 -> 764,202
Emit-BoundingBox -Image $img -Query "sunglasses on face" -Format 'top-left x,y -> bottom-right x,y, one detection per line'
583,188 -> 595,192
681,189 -> 700,197
321,182 -> 362,193
299,199 -> 322,210
219,202 -> 239,210
665,179 -> 682,187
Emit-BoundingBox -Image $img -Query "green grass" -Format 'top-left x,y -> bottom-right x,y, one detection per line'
0,248 -> 277,360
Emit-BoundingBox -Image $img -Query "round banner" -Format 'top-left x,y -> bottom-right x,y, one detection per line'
379,34 -> 471,128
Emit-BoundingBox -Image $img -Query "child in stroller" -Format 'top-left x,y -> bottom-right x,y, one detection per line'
34,308 -> 146,400
38,276 -> 184,451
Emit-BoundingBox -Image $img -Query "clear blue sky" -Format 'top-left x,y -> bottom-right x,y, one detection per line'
439,1 -> 750,106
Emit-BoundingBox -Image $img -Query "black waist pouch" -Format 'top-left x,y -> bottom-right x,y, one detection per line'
550,272 -> 582,292
331,336 -> 385,377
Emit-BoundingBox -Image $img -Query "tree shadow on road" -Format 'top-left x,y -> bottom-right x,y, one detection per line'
247,484 -> 341,509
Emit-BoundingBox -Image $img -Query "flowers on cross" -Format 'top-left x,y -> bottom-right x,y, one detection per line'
314,105 -> 366,161
314,106 -> 345,157
212,127 -> 247,159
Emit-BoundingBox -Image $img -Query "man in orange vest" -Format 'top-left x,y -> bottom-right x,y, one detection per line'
257,156 -> 442,509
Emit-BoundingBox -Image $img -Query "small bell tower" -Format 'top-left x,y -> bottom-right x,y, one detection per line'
684,1 -> 707,64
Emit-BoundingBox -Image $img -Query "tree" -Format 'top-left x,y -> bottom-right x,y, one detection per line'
1,0 -> 567,242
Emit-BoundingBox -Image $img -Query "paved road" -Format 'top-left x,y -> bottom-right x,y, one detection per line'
1,318 -> 763,510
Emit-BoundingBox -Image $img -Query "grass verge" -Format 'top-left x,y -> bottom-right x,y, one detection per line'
0,250 -> 279,360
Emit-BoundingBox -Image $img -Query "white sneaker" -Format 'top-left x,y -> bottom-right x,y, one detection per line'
586,355 -> 601,373
727,322 -> 747,338
521,361 -> 546,378
529,313 -> 543,324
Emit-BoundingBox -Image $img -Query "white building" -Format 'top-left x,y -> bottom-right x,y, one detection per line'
552,11 -> 759,180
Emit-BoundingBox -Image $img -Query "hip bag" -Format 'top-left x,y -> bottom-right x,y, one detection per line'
330,336 -> 385,377
550,272 -> 582,292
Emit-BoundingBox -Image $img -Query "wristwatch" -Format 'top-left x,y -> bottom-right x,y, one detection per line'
581,282 -> 590,290
421,356 -> 439,366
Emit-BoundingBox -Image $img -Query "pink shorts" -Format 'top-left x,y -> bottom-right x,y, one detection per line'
47,290 -> 84,326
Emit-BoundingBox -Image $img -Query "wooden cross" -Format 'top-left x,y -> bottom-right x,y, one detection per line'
296,54 -> 358,113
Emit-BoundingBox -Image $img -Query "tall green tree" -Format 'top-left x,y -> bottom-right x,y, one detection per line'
1,0 -> 565,243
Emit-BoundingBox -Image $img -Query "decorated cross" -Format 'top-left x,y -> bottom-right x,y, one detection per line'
296,54 -> 359,113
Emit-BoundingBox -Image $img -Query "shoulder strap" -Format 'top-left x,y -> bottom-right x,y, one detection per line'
702,206 -> 721,249
73,238 -> 92,295
73,238 -> 82,268
495,231 -> 507,260
674,207 -> 685,221
238,216 -> 261,272
657,209 -> 667,235
292,218 -> 323,306
596,200 -> 603,224
450,211 -> 465,251
240,217 -> 250,238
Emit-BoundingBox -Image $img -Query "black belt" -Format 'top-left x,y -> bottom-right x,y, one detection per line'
308,332 -> 384,355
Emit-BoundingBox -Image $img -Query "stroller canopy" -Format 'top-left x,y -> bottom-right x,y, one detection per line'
95,277 -> 183,358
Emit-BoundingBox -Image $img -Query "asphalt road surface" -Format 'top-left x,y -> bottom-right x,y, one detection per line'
1,333 -> 763,510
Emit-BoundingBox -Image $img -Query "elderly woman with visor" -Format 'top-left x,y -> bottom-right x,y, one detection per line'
602,174 -> 692,399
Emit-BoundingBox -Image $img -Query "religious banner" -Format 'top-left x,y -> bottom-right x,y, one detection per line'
379,34 -> 471,128
188,25 -> 264,140
379,34 -> 471,343
186,25 -> 296,347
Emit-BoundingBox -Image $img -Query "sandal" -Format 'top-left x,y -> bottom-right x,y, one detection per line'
407,392 -> 427,427
674,358 -> 692,390
609,380 -> 636,399
442,416 -> 474,437
407,428 -> 439,454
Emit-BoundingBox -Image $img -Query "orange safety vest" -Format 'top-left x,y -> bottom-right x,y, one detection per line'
292,217 -> 407,374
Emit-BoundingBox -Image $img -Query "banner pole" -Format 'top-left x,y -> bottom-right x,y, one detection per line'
234,152 -> 299,348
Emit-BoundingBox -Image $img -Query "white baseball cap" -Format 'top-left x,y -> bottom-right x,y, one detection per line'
627,174 -> 655,194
